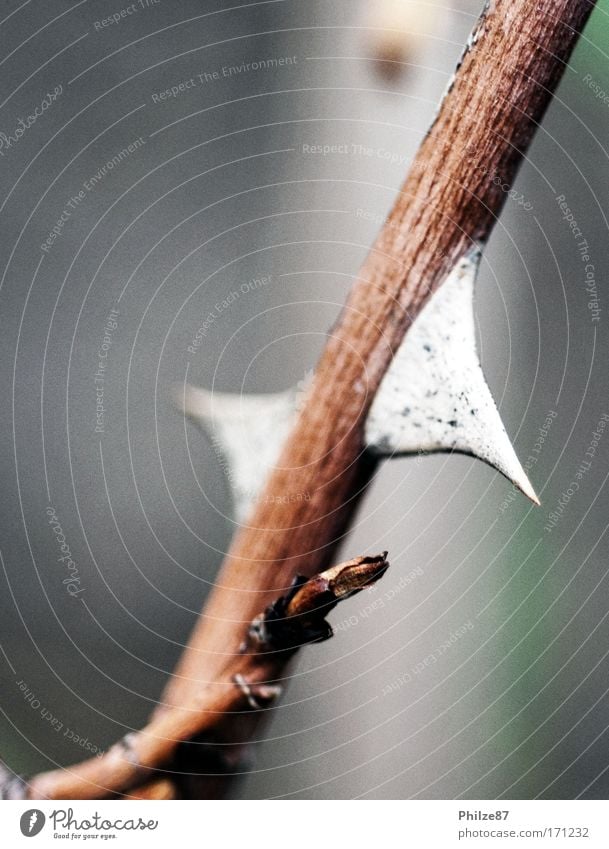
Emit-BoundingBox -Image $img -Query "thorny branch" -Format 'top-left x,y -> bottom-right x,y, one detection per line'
161,0 -> 597,720
1,555 -> 388,799
2,0 -> 597,799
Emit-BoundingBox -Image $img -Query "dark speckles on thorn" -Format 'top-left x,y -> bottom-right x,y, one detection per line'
364,251 -> 538,505
376,435 -> 393,452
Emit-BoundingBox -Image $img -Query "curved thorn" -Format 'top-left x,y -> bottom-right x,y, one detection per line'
173,383 -> 299,521
365,250 -> 539,505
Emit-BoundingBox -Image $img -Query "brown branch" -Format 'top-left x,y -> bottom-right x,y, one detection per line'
3,554 -> 387,800
161,0 -> 596,704
156,0 -> 595,795
9,0 -> 596,800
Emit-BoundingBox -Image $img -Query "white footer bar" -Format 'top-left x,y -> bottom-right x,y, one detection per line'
1,799 -> 607,847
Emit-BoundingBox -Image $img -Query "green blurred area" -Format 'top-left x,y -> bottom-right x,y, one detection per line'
574,0 -> 609,84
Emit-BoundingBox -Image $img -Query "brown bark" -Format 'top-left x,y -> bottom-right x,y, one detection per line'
162,0 -> 595,703
10,0 -> 596,800
18,555 -> 388,799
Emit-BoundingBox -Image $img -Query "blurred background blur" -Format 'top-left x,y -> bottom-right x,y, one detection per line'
1,0 -> 609,799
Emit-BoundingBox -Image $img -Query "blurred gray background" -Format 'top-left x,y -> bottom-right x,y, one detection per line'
1,0 -> 609,799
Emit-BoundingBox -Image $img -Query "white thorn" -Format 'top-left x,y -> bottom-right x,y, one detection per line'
174,383 -> 299,522
365,250 -> 539,505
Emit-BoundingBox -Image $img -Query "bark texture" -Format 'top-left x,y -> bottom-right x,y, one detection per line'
164,0 -> 595,703
11,0 -> 596,800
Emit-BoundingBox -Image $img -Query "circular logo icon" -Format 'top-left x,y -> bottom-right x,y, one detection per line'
20,810 -> 45,837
